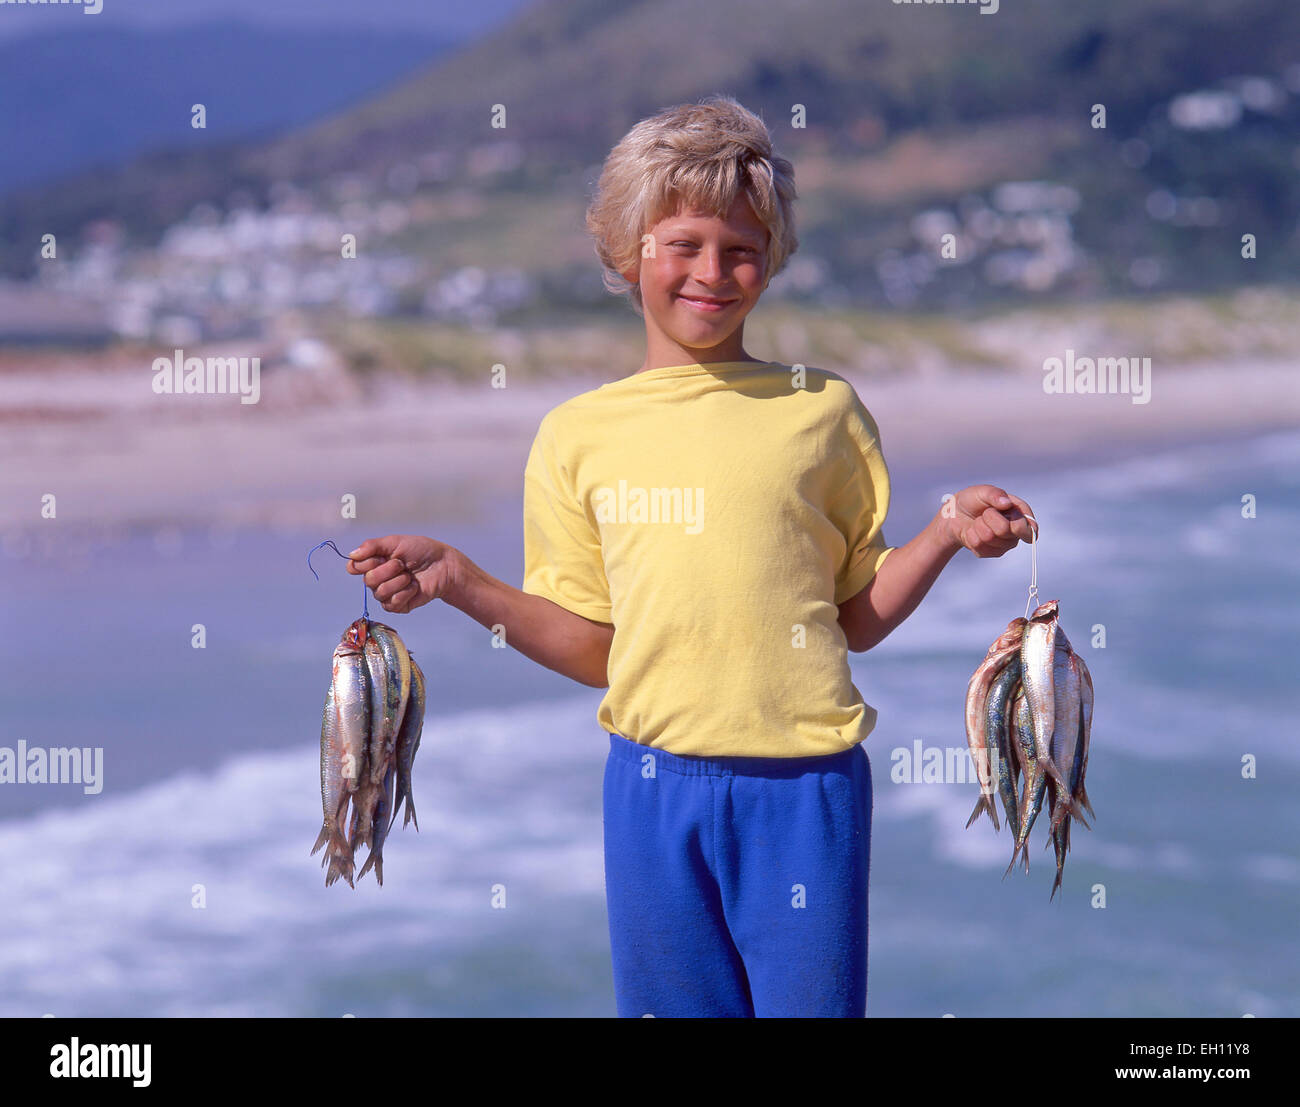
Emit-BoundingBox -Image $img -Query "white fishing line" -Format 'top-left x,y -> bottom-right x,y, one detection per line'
1022,514 -> 1040,620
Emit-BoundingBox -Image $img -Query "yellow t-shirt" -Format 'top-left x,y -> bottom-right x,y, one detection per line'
522,360 -> 894,758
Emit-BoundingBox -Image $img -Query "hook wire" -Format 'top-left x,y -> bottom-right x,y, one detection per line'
1021,515 -> 1040,620
307,539 -> 369,620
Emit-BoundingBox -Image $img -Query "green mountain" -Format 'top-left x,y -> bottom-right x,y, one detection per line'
2,0 -> 1295,305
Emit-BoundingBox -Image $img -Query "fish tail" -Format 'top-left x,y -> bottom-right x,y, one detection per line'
326,825 -> 355,887
965,793 -> 1000,832
1002,844 -> 1020,880
324,849 -> 355,889
1078,782 -> 1096,820
356,852 -> 375,882
1039,755 -> 1069,793
1049,865 -> 1064,902
1049,794 -> 1091,834
1014,829 -> 1031,874
310,822 -> 330,857
402,793 -> 419,832
357,848 -> 384,886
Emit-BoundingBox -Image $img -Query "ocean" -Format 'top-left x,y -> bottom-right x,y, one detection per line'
2,427 -> 1297,1017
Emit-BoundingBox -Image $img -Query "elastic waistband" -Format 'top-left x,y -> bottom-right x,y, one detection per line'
606,731 -> 863,779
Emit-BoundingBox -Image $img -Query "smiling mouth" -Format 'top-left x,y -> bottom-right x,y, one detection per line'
677,295 -> 737,310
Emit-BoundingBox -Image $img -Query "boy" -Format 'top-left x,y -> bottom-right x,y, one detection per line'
347,95 -> 1034,1017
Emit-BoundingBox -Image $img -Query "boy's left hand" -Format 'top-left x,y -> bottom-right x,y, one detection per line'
943,485 -> 1036,558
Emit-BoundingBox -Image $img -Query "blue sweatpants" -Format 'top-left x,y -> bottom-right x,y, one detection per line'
602,732 -> 872,1018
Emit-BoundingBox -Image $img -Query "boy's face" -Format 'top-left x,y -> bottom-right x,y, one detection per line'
625,194 -> 769,363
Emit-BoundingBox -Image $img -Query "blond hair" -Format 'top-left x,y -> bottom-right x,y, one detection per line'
585,95 -> 798,315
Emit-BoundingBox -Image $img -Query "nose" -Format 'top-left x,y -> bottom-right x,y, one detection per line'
691,247 -> 726,286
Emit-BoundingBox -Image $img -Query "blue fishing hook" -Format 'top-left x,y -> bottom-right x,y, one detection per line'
308,539 -> 369,620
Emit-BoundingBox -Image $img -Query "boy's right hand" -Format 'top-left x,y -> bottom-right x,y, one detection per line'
346,535 -> 459,614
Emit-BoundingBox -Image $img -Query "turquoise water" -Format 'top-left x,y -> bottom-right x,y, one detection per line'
0,428 -> 1296,1016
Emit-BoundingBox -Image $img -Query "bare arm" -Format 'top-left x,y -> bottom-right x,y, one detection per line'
347,535 -> 613,688
446,552 -> 613,688
838,485 -> 1035,652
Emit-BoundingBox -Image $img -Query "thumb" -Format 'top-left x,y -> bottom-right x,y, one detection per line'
982,485 -> 1013,509
345,537 -> 390,570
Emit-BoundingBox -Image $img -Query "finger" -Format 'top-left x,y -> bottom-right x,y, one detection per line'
981,507 -> 1014,539
967,484 -> 1012,511
999,494 -> 1036,538
1007,515 -> 1035,543
374,571 -> 414,604
364,558 -> 409,593
969,521 -> 996,549
346,537 -> 396,573
385,583 -> 420,613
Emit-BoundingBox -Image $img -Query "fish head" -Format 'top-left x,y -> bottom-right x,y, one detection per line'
1030,599 -> 1060,623
338,618 -> 369,654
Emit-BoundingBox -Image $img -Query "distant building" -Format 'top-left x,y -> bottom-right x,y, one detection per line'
0,280 -> 115,348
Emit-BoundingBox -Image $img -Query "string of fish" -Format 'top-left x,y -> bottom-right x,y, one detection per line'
963,517 -> 1096,900
308,540 -> 427,888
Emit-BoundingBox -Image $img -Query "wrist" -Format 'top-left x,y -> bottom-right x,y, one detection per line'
442,548 -> 475,611
927,510 -> 963,558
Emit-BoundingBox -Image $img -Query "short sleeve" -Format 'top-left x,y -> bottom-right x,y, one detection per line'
522,414 -> 613,623
828,394 -> 895,605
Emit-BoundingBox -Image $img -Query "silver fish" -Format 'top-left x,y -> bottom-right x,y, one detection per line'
351,623 -> 411,852
964,618 -> 1028,830
1005,691 -> 1043,878
1073,650 -> 1095,820
984,658 -> 1022,842
392,656 -> 426,832
1048,641 -> 1091,834
365,622 -> 411,785
1019,600 -> 1070,796
313,619 -> 371,888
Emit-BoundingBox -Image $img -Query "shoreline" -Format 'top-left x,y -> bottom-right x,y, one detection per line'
2,357 -> 1295,550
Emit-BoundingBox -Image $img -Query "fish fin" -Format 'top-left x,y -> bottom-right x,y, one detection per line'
357,847 -> 384,886
310,823 -> 330,856
1049,794 -> 1091,833
1039,756 -> 1069,793
1002,846 -> 1020,880
324,851 -> 355,890
1078,782 -> 1095,820
402,794 -> 419,832
324,825 -> 355,887
1049,867 -> 1064,902
965,793 -> 1000,832
357,851 -> 376,883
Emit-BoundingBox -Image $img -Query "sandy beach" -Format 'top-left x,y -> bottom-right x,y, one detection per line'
1,354 -> 1296,551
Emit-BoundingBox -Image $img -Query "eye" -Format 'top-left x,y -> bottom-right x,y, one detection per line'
668,242 -> 758,254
